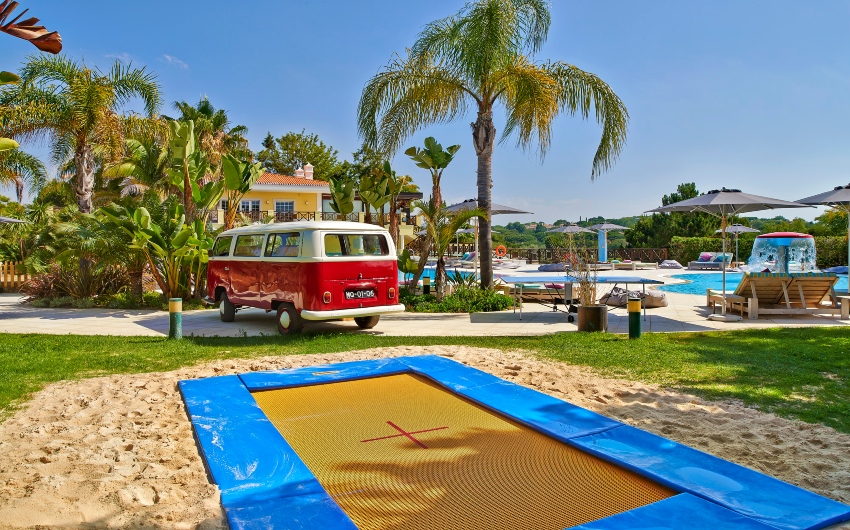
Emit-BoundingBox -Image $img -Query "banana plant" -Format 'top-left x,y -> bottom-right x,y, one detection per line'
101,202 -> 206,300
221,154 -> 263,229
397,248 -> 419,287
328,176 -> 355,218
359,167 -> 390,224
404,136 -> 459,209
167,120 -> 224,223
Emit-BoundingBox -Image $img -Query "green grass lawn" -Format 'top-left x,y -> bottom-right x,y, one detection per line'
3,328 -> 849,433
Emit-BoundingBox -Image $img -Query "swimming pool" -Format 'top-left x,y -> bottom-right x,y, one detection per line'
659,272 -> 849,295
399,267 -> 476,282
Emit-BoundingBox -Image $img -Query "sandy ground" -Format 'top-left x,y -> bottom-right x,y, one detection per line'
0,346 -> 848,529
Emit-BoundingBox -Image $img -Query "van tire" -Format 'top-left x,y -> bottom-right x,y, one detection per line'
277,303 -> 304,335
354,315 -> 380,329
219,293 -> 236,322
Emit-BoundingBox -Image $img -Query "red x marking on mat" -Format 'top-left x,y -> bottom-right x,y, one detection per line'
361,421 -> 448,449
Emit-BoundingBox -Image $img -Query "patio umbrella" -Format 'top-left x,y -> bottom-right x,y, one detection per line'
0,216 -> 26,223
797,184 -> 850,273
588,223 -> 630,263
445,199 -> 532,274
715,224 -> 760,264
455,228 -> 475,255
547,224 -> 594,257
649,188 -> 811,322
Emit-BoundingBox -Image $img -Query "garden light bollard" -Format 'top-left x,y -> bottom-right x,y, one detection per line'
423,276 -> 431,295
169,297 -> 183,340
628,296 -> 642,339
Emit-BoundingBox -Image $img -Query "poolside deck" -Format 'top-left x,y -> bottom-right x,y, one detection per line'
0,267 -> 847,337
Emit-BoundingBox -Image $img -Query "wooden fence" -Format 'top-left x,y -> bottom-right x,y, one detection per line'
0,262 -> 30,291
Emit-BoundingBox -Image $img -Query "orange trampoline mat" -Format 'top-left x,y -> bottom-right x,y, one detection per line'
253,373 -> 673,530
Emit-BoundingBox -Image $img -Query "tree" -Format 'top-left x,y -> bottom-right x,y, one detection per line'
626,183 -> 717,248
1,55 -> 162,213
358,0 -> 628,288
414,198 -> 485,301
257,129 -> 340,179
327,176 -> 356,218
221,154 -> 264,230
103,137 -> 170,199
0,148 -> 46,202
403,136 -> 460,209
167,96 -> 249,168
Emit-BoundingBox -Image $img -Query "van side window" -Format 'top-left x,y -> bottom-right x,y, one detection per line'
324,233 -> 388,256
265,232 -> 301,257
212,236 -> 233,257
233,234 -> 265,257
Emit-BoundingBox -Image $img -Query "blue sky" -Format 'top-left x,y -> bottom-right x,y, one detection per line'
3,0 -> 848,223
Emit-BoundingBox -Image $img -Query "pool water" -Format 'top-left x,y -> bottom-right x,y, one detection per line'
659,272 -> 849,295
399,267 -> 476,282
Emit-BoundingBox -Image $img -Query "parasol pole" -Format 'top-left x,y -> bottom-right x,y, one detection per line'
721,211 -> 728,316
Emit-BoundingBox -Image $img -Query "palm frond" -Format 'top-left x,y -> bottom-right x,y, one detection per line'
358,50 -> 473,154
545,61 -> 629,178
0,147 -> 47,193
496,57 -> 559,157
107,60 -> 162,116
412,0 -> 550,87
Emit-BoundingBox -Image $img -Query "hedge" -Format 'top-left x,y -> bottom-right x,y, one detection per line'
669,236 -> 847,268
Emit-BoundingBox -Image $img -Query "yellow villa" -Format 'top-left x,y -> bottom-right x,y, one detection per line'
209,163 -> 423,246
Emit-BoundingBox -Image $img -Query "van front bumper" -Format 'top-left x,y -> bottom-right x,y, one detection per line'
300,304 -> 406,321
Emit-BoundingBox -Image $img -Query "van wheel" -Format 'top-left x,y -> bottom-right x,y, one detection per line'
219,293 -> 236,322
277,303 -> 303,335
354,315 -> 380,329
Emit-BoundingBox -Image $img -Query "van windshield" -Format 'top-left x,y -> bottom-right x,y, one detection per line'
324,233 -> 388,257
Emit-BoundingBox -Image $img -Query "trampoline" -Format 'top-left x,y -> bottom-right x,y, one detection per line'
179,356 -> 850,530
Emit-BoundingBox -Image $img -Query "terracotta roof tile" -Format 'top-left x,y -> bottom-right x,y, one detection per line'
256,172 -> 328,187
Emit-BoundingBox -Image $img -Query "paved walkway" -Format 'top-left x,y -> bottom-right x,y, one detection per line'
1,267 -> 846,337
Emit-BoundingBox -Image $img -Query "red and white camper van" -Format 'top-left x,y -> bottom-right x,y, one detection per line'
205,221 -> 404,334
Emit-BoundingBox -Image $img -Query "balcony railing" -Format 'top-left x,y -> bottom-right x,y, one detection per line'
274,211 -> 316,222
321,212 -> 360,222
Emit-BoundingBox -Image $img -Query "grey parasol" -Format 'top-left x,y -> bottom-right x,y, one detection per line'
797,184 -> 850,273
650,188 -> 811,322
589,223 -> 630,262
547,224 -> 594,256
0,216 -> 26,223
445,199 -> 532,273
715,224 -> 760,264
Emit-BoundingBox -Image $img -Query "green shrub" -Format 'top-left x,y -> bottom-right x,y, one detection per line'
401,286 -> 514,313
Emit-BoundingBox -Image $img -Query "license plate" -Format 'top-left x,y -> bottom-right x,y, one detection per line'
345,289 -> 376,300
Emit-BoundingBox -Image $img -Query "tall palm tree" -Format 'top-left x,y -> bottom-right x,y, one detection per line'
0,148 -> 46,202
358,0 -> 628,287
0,55 -> 162,213
167,96 -> 249,169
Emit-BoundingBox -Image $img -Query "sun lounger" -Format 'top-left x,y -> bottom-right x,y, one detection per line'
688,252 -> 732,270
707,272 -> 840,319
612,261 -> 659,271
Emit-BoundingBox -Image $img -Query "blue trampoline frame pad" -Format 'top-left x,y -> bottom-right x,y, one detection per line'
178,356 -> 850,530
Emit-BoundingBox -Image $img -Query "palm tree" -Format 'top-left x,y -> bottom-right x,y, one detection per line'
415,197 -> 485,300
103,137 -> 170,199
0,55 -> 162,213
167,96 -> 249,169
0,148 -> 46,202
358,0 -> 629,287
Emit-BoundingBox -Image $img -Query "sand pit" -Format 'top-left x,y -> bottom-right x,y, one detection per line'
0,346 -> 848,529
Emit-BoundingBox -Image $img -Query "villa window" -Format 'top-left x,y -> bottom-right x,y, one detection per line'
240,200 -> 260,213
275,201 -> 295,214
220,199 -> 228,211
